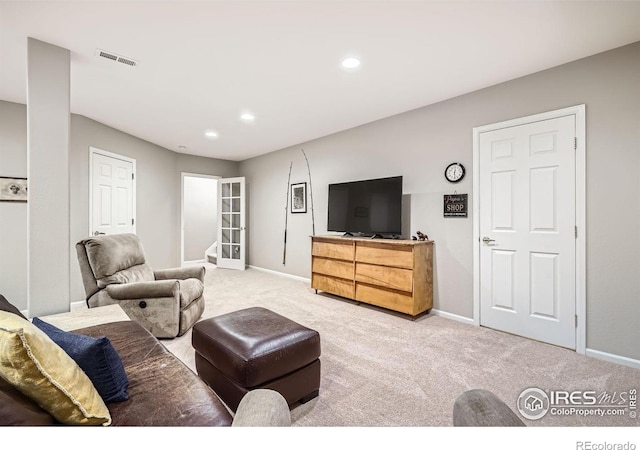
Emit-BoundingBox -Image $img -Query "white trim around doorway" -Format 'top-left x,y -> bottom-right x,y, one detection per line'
472,105 -> 586,355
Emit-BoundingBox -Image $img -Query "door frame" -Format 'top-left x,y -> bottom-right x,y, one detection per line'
472,105 -> 586,354
88,146 -> 137,237
180,172 -> 220,265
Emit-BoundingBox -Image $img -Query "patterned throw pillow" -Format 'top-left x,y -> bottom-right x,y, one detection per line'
0,311 -> 111,426
32,318 -> 129,403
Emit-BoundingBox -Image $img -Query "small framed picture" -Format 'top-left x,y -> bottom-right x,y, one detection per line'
291,182 -> 307,213
0,177 -> 28,202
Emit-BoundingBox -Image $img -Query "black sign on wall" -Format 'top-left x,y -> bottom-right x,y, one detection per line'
444,194 -> 468,218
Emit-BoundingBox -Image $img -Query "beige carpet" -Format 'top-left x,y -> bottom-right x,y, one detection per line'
161,265 -> 639,427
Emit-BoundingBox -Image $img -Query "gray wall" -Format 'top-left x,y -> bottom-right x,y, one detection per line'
0,101 -> 28,310
183,176 -> 218,262
239,41 -> 640,361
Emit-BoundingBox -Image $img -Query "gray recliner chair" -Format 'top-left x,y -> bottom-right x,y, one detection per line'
76,233 -> 205,338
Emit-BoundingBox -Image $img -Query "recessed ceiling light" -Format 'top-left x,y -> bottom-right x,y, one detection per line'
341,57 -> 361,70
204,130 -> 218,139
240,113 -> 255,122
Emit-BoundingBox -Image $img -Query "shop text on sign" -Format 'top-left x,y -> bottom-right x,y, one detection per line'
444,194 -> 468,218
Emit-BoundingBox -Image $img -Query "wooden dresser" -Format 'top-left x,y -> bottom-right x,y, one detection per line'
310,235 -> 433,316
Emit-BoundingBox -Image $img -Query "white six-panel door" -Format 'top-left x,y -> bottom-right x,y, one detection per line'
478,115 -> 576,349
216,177 -> 246,270
90,148 -> 136,237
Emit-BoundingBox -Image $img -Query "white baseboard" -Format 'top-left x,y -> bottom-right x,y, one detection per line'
586,348 -> 640,369
70,300 -> 87,311
247,265 -> 311,283
430,308 -> 475,325
20,301 -> 86,318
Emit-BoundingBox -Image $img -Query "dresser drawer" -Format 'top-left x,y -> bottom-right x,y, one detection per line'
355,263 -> 413,293
313,257 -> 354,280
355,244 -> 413,269
355,283 -> 414,315
312,240 -> 354,261
310,236 -> 433,317
312,273 -> 354,299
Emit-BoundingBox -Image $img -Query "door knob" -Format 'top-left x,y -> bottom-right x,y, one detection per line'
482,236 -> 495,244
94,231 -> 106,236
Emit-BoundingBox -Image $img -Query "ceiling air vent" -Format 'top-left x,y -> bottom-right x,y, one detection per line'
95,49 -> 138,67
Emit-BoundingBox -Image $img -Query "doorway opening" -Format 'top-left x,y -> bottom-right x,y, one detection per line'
181,173 -> 219,265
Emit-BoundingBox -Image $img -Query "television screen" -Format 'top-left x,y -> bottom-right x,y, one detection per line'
327,176 -> 402,236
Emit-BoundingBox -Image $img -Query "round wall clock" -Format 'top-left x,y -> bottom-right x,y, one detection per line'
444,162 -> 466,183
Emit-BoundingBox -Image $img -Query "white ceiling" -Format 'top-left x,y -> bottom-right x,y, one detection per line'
2,1 -> 640,161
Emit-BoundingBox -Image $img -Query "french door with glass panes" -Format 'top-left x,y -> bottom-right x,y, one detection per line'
216,177 -> 246,270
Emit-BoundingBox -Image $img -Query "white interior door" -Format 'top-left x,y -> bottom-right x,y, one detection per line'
216,177 -> 245,270
90,148 -> 136,237
479,115 -> 576,349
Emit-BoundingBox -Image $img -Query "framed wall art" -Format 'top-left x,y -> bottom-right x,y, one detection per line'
291,182 -> 307,213
0,177 -> 28,202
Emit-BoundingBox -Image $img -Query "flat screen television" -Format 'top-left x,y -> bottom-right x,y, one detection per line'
327,176 -> 402,237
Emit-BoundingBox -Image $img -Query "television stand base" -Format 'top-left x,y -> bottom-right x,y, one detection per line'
369,233 -> 384,239
311,236 -> 433,316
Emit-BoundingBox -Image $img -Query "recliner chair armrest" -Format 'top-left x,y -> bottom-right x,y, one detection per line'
154,266 -> 205,282
231,389 -> 291,427
453,389 -> 525,427
106,280 -> 180,300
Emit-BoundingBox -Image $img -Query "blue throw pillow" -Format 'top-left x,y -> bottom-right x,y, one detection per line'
31,317 -> 129,403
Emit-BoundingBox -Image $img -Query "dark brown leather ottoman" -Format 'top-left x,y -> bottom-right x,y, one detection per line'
192,307 -> 321,412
